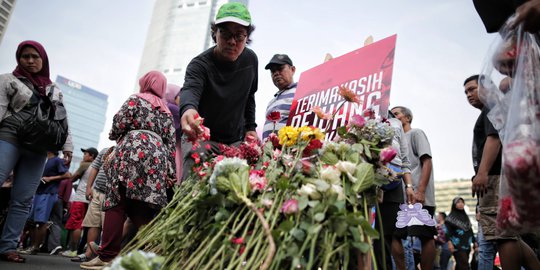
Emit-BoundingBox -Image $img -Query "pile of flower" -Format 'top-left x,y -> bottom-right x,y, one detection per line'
104,250 -> 164,270
123,91 -> 399,270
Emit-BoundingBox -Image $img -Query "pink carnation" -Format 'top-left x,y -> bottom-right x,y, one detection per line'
281,199 -> 299,215
349,114 -> 366,128
249,169 -> 267,192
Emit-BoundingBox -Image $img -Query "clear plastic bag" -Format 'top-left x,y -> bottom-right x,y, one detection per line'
478,16 -> 540,233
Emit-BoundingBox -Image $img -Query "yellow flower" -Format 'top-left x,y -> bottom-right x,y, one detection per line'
298,126 -> 325,142
278,126 -> 299,147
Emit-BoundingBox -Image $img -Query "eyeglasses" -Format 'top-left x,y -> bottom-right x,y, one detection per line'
218,28 -> 247,42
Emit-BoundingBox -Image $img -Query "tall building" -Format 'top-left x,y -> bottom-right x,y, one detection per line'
135,0 -> 248,89
435,178 -> 478,232
55,75 -> 108,171
0,0 -> 16,46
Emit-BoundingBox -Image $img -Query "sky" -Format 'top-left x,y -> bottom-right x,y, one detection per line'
0,0 -> 496,181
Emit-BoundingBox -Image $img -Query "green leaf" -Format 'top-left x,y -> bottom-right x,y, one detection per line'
309,224 -> 322,234
314,212 -> 325,222
277,176 -> 290,190
333,200 -> 346,211
345,213 -> 363,226
352,241 -> 371,253
352,143 -> 364,154
299,221 -> 312,231
290,228 -> 306,241
352,163 -> 375,193
320,151 -> 339,165
337,126 -> 348,137
214,208 -> 231,222
333,220 -> 348,236
298,195 -> 309,211
360,219 -> 380,238
363,145 -> 372,159
279,220 -> 294,232
349,226 -> 362,242
286,243 -> 299,256
307,200 -> 320,208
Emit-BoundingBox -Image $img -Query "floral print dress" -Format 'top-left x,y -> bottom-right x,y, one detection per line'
103,95 -> 176,210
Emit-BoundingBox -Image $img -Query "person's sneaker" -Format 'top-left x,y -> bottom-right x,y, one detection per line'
80,256 -> 110,270
49,245 -> 62,255
18,246 -> 38,255
60,250 -> 77,258
71,253 -> 91,262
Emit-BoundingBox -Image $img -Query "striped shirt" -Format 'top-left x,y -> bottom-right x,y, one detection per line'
262,83 -> 297,139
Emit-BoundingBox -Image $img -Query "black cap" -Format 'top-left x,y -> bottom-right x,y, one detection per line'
265,54 -> 293,70
81,147 -> 99,158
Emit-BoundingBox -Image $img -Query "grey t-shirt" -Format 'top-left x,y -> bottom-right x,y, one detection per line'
405,128 -> 435,207
90,147 -> 111,193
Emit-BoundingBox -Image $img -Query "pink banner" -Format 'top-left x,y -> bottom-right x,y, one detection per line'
287,35 -> 397,140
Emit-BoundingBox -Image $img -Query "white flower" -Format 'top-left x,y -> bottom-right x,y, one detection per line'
330,184 -> 346,200
298,183 -> 321,200
320,166 -> 341,184
336,161 -> 356,174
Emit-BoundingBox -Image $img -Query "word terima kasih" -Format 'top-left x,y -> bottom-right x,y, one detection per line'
290,71 -> 384,130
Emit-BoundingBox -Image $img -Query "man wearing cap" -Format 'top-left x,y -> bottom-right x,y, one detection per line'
61,147 -> 97,258
262,54 -> 297,140
180,2 -> 258,180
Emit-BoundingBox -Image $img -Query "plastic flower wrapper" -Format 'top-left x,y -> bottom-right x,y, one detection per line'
478,15 -> 540,233
104,250 -> 164,270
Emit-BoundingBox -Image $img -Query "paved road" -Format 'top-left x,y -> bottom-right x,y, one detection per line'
0,252 -> 81,270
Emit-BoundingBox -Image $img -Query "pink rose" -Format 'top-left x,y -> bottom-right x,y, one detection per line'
281,199 -> 299,215
379,147 -> 397,164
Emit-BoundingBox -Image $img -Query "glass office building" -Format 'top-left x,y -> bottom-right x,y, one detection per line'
55,75 -> 108,171
0,0 -> 16,46
136,0 -> 248,90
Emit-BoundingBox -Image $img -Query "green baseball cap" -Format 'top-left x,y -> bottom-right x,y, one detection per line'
215,2 -> 251,26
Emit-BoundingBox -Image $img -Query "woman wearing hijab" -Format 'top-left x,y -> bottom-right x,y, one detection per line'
80,71 -> 176,269
165,83 -> 182,183
445,197 -> 475,270
0,41 -> 73,263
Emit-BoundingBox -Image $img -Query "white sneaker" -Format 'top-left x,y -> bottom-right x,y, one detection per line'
60,250 -> 77,257
80,256 -> 111,270
50,245 -> 62,255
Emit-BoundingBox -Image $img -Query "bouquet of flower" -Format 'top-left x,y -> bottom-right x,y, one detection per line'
123,88 -> 397,269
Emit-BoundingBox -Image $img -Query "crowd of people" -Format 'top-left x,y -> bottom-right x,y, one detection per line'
0,1 -> 539,269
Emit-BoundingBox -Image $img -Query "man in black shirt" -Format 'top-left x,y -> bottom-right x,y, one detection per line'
179,2 -> 258,180
463,75 -> 540,269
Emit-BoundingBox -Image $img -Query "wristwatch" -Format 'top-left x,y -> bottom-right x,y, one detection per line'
405,184 -> 414,189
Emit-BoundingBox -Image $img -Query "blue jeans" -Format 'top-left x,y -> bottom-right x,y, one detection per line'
0,141 -> 46,253
477,224 -> 497,270
403,236 -> 416,270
